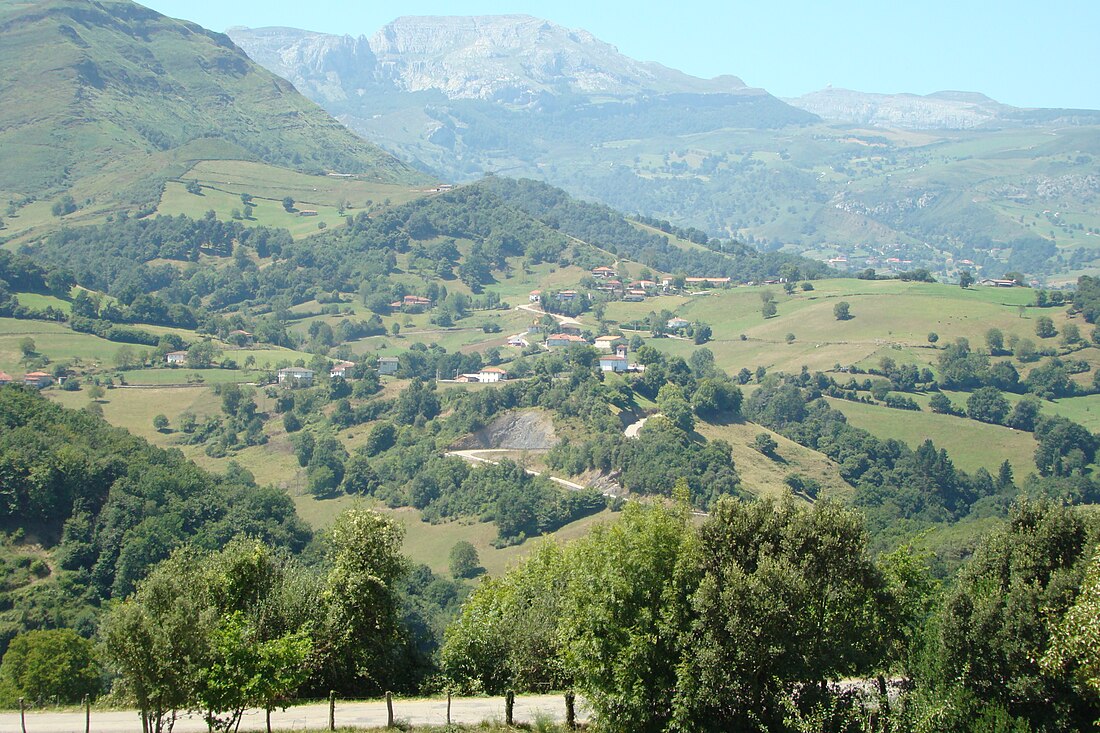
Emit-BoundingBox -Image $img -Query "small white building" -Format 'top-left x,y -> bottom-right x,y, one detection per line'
277,367 -> 314,386
478,366 -> 507,383
599,355 -> 628,373
667,317 -> 690,330
166,350 -> 188,365
23,371 -> 52,388
547,333 -> 587,348
377,357 -> 399,375
594,335 -> 627,351
528,290 -> 542,303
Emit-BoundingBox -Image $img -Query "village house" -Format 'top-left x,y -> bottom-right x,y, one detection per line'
559,323 -> 583,335
390,295 -> 433,312
377,356 -> 400,375
547,333 -> 587,348
528,290 -> 542,303
24,372 -> 52,389
527,322 -> 546,335
453,374 -> 479,383
478,366 -> 507,383
631,280 -> 658,290
228,329 -> 254,346
166,350 -> 188,365
592,266 -> 617,279
0,371 -> 12,386
667,317 -> 691,330
623,289 -> 647,302
594,334 -> 627,351
557,290 -> 578,302
981,278 -> 1017,287
330,361 -> 355,379
685,276 -> 732,287
297,209 -> 318,217
507,335 -> 528,347
277,367 -> 314,386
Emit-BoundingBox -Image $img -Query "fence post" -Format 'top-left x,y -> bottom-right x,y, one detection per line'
565,691 -> 575,729
446,691 -> 452,725
505,690 -> 514,726
19,697 -> 26,733
328,690 -> 335,731
84,695 -> 90,733
385,691 -> 394,728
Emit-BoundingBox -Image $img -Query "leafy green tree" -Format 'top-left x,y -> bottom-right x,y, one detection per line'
0,629 -> 100,704
322,509 -> 407,693
928,392 -> 954,415
672,497 -> 892,732
657,384 -> 694,433
761,301 -> 777,318
1061,322 -> 1082,346
1036,315 -> 1057,339
966,386 -> 1010,424
186,340 -> 219,369
281,196 -> 295,212
932,500 -> 1100,730
1043,546 -> 1100,700
959,270 -> 974,288
927,331 -> 939,345
100,550 -> 213,733
753,432 -> 778,457
18,337 -> 34,357
153,414 -> 169,432
833,301 -> 851,320
448,541 -> 480,579
562,501 -> 696,733
986,328 -> 1005,354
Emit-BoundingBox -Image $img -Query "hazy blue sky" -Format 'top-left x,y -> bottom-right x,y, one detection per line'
142,0 -> 1100,109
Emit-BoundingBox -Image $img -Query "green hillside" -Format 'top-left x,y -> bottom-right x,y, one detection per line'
0,0 -> 424,242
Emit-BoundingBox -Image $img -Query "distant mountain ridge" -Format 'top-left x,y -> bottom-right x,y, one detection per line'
788,87 -> 1100,130
229,16 -> 755,104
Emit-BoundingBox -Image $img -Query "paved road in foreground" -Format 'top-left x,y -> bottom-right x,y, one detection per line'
0,694 -> 581,732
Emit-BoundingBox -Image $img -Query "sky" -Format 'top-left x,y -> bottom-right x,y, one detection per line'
141,0 -> 1100,109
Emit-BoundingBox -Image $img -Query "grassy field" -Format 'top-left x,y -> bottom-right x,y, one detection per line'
157,160 -> 429,239
694,417 -> 851,501
825,397 -> 1038,477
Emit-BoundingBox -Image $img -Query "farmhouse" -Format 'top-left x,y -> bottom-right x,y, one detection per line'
547,333 -> 587,348
478,366 -> 508,383
276,367 -> 314,386
592,266 -> 617,279
528,290 -> 542,303
685,277 -> 732,286
594,335 -> 627,351
667,317 -> 690,330
228,329 -> 254,346
453,374 -> 480,383
507,336 -> 528,347
24,372 -> 52,388
981,278 -> 1017,287
330,361 -> 355,379
559,323 -> 583,335
377,356 -> 400,375
298,210 -> 318,217
0,371 -> 12,386
390,295 -> 433,311
557,290 -> 578,302
166,350 -> 188,365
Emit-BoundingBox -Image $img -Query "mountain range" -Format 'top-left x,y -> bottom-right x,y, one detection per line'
228,17 -> 1100,284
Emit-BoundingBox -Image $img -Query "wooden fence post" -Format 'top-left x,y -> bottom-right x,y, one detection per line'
84,694 -> 90,733
386,691 -> 394,728
446,691 -> 452,725
565,691 -> 576,729
505,690 -> 515,726
19,697 -> 26,733
328,690 -> 335,731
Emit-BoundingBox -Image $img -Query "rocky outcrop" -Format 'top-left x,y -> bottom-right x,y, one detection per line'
228,15 -> 753,104
786,87 -> 1007,130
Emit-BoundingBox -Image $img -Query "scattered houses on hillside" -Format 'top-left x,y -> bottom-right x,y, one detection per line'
277,367 -> 313,386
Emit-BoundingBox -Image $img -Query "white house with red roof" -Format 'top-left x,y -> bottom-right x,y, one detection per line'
24,371 -> 52,388
478,366 -> 508,383
0,371 -> 12,386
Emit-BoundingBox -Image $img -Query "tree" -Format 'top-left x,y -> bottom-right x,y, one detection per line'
562,502 -> 696,733
1061,322 -> 1082,346
762,301 -> 777,319
100,550 -> 213,733
959,270 -> 974,288
783,281 -> 796,295
985,328 -> 1005,354
928,392 -> 954,414
185,180 -> 202,195
391,322 -> 401,337
281,196 -> 295,212
966,386 -> 1010,424
1043,546 -> 1100,700
657,384 -> 694,433
1036,315 -> 1057,339
671,497 -> 892,732
753,432 -> 778,457
448,541 -> 481,579
0,629 -> 100,704
927,331 -> 939,345
187,340 -> 219,369
692,323 -> 712,345
18,337 -> 35,357
153,414 -> 169,432
322,509 -> 407,693
87,384 -> 105,401
833,301 -> 851,320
